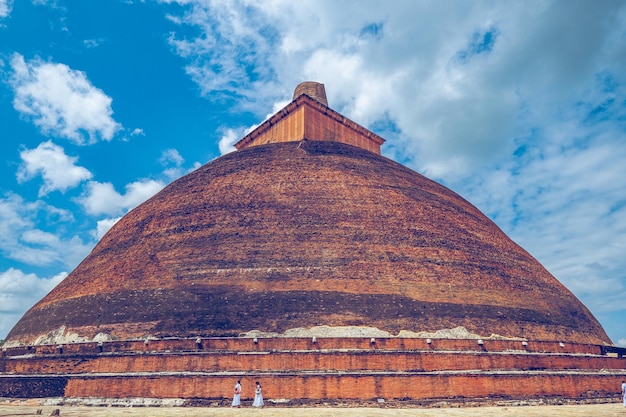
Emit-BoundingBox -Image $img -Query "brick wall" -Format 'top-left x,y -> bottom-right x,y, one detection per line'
4,350 -> 625,375
2,337 -> 625,401
62,373 -> 625,401
2,337 -> 610,358
0,376 -> 67,398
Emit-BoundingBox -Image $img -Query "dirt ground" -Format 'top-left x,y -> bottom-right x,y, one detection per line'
1,403 -> 626,417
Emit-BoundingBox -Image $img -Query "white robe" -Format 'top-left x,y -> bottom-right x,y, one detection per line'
232,383 -> 242,407
252,386 -> 264,407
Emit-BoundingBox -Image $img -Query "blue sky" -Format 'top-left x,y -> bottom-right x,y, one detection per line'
0,1 -> 625,346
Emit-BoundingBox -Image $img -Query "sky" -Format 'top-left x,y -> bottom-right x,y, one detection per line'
0,1 -> 624,346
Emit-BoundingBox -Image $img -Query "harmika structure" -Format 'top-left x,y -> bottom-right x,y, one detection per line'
1,82 -> 624,405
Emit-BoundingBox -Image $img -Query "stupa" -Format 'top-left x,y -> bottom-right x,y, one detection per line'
1,82 -> 624,405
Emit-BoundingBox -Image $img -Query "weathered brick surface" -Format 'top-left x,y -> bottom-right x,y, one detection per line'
1,336 -> 608,358
0,376 -> 68,398
5,141 -> 610,345
2,337 -> 624,400
4,350 -> 625,375
62,373 -> 625,401
293,81 -> 328,105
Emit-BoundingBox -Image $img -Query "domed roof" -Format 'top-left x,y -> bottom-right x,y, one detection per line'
6,139 -> 610,345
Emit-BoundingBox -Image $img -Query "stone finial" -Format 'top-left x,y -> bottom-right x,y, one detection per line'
293,81 -> 328,106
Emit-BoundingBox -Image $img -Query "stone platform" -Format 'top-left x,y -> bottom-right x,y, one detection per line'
1,337 -> 625,403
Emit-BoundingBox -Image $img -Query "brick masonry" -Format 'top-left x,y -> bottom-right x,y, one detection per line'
4,141 -> 611,346
1,337 -> 625,401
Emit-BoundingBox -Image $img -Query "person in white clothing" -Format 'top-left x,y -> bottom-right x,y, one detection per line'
232,380 -> 242,407
622,380 -> 626,407
252,381 -> 264,408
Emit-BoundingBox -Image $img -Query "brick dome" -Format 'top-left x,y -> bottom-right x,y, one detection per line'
5,139 -> 610,346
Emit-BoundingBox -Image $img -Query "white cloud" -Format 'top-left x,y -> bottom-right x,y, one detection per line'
9,53 -> 122,144
617,339 -> 626,348
160,148 -> 187,180
0,193 -> 91,268
218,127 -> 244,155
165,1 -> 626,177
0,0 -> 11,19
166,0 -> 281,101
120,127 -> 146,142
0,268 -> 66,339
160,148 -> 184,166
78,179 -> 165,216
95,216 -> 121,240
83,38 -> 106,49
17,140 -> 93,196
158,149 -> 202,180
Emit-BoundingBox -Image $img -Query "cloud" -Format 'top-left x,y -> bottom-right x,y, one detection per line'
17,140 -> 93,196
77,179 -> 165,216
95,217 -> 121,240
159,148 -> 187,180
83,38 -> 106,49
160,148 -> 184,166
0,193 -> 91,268
0,268 -> 66,338
8,53 -> 122,144
218,128 -> 244,155
119,127 -> 146,142
165,0 -> 280,102
165,1 -> 626,177
0,0 -> 11,19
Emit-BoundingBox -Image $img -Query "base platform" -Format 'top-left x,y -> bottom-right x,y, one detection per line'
1,337 -> 625,403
